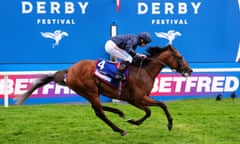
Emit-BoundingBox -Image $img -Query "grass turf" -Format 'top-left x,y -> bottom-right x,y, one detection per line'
0,98 -> 239,144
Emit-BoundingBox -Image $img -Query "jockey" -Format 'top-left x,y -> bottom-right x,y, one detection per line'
105,32 -> 152,80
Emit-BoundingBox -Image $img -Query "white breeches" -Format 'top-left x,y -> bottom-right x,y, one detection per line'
105,40 -> 133,63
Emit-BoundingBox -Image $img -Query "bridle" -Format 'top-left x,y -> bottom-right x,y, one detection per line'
170,48 -> 185,73
135,45 -> 191,78
168,47 -> 192,76
145,46 -> 186,74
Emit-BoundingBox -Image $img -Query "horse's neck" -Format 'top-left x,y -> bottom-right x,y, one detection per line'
144,59 -> 164,79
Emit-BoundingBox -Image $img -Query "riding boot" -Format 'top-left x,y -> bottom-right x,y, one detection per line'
115,62 -> 129,80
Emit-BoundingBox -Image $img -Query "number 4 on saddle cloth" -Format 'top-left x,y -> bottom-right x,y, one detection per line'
94,59 -> 128,88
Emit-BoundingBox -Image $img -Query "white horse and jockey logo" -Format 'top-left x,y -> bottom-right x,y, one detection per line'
155,30 -> 182,45
41,30 -> 69,48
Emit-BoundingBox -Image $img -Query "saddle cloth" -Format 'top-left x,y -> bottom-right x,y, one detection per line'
94,59 -> 128,88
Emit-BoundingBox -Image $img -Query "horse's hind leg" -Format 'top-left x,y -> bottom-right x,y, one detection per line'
103,106 -> 125,118
89,98 -> 127,136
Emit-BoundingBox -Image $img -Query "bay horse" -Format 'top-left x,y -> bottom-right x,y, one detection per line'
15,45 -> 192,136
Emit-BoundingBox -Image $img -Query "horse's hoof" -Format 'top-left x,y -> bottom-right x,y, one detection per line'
120,131 -> 128,136
126,119 -> 140,125
167,119 -> 173,131
167,124 -> 173,131
126,119 -> 135,124
119,113 -> 125,119
126,118 -> 133,122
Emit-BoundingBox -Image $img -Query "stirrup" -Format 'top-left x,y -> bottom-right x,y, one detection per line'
114,73 -> 126,80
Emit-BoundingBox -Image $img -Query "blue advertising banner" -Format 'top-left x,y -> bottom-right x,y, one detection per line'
0,1 -> 239,104
0,0 -> 239,63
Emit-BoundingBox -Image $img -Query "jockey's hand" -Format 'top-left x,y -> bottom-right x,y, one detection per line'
133,54 -> 141,60
133,54 -> 146,64
136,54 -> 147,59
133,54 -> 146,63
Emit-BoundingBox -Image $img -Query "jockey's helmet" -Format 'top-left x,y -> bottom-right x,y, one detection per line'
138,32 -> 152,43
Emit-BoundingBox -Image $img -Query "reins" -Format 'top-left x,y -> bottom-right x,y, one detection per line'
145,57 -> 166,67
136,58 -> 143,79
135,57 -> 166,79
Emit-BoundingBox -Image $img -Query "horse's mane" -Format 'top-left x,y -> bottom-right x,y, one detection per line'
131,45 -> 169,67
146,45 -> 169,58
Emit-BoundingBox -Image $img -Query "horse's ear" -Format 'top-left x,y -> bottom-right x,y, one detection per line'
169,45 -> 177,51
167,44 -> 173,50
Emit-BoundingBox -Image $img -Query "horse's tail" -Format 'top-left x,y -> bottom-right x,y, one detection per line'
53,69 -> 68,86
14,69 -> 68,105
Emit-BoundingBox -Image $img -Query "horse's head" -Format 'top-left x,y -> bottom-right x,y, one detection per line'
146,45 -> 193,77
164,45 -> 192,76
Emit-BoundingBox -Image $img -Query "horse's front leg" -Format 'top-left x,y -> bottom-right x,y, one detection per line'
126,105 -> 151,125
90,99 -> 128,136
143,96 -> 173,131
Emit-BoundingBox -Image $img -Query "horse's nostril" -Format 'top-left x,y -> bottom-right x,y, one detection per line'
183,73 -> 189,77
182,70 -> 192,77
188,71 -> 193,76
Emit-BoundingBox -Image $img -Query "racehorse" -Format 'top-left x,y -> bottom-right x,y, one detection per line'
15,44 -> 192,136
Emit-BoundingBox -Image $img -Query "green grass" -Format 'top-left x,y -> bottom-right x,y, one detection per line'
0,98 -> 240,144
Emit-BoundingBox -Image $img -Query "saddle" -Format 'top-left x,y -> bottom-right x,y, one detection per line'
94,59 -> 128,88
